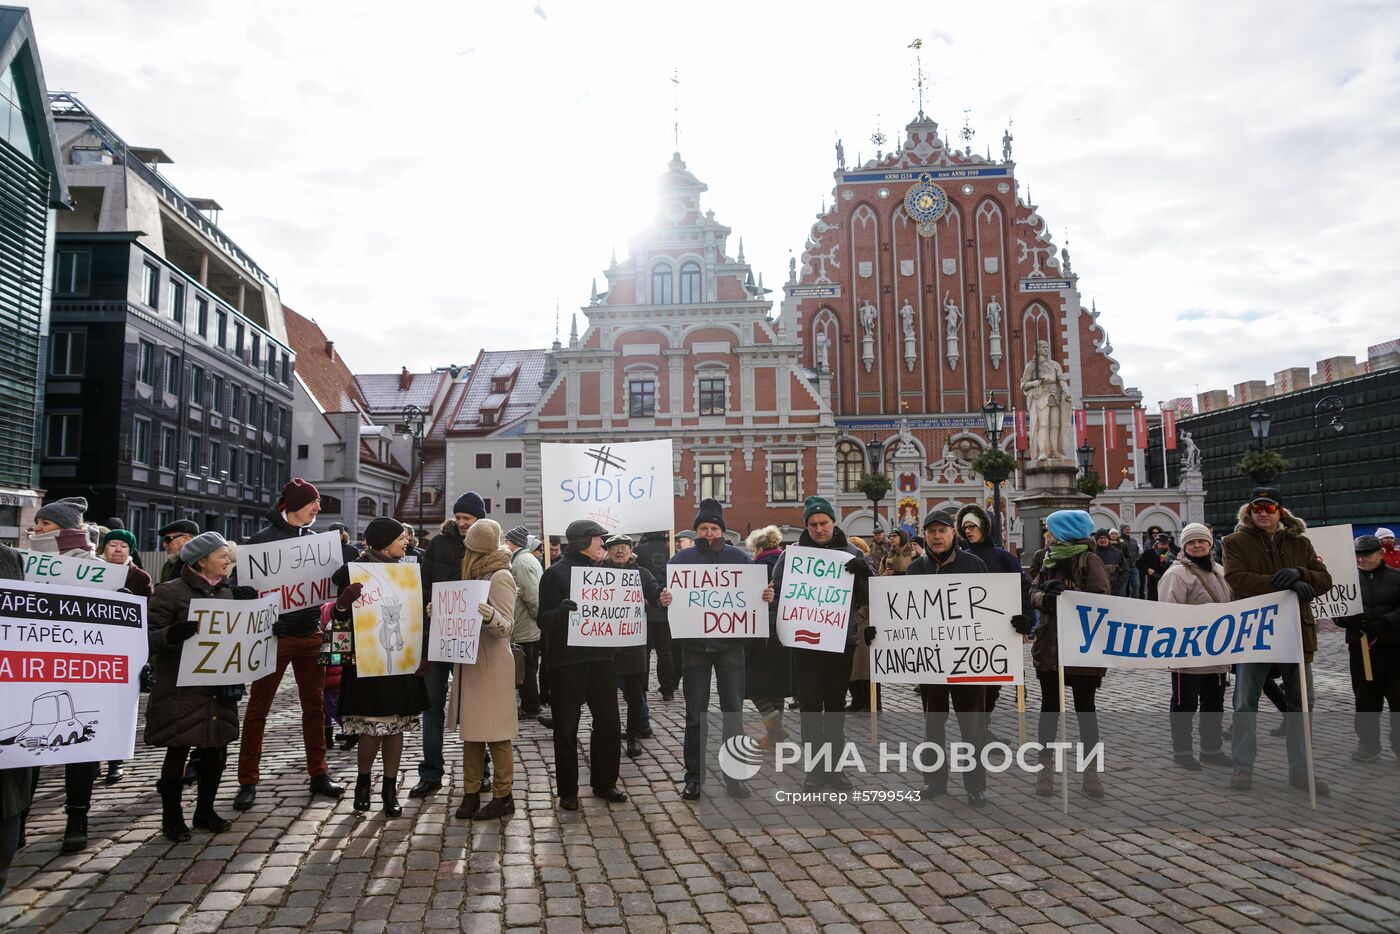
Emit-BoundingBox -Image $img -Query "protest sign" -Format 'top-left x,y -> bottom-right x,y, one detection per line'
348,563 -> 424,677
665,564 -> 769,639
1057,590 -> 1303,670
429,580 -> 491,664
0,579 -> 147,768
868,573 -> 1024,685
540,440 -> 674,536
17,549 -> 126,591
241,531 -> 344,614
775,546 -> 854,653
568,566 -> 646,647
1306,524 -> 1361,621
176,596 -> 280,686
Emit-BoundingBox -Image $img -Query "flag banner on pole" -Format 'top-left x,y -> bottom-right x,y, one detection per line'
1074,409 -> 1088,447
1163,408 -> 1177,450
1013,410 -> 1029,451
1106,410 -> 1118,449
1134,407 -> 1148,449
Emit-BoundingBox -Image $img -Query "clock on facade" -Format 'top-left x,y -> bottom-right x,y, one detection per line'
904,173 -> 949,238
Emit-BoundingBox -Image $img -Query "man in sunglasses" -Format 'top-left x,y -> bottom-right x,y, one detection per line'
1222,487 -> 1333,795
157,519 -> 200,583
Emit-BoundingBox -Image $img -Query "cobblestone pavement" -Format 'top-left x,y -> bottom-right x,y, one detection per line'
4,624 -> 1400,933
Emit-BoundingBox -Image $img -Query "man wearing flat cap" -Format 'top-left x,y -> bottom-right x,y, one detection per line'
1334,535 -> 1400,762
157,519 -> 201,583
1223,486 -> 1332,794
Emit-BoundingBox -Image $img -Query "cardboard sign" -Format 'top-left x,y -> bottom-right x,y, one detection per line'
666,564 -> 769,639
1306,524 -> 1362,621
868,573 -> 1024,685
540,440 -> 674,536
775,546 -> 854,653
176,596 -> 280,686
349,563 -> 424,677
17,549 -> 126,591
567,566 -> 646,647
1057,590 -> 1303,670
240,531 -> 344,614
0,579 -> 147,768
429,580 -> 491,664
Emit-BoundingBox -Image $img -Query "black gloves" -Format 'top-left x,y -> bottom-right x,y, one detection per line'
1011,615 -> 1035,636
1040,580 -> 1066,599
845,557 -> 872,578
167,620 -> 199,643
559,599 -> 579,613
231,585 -> 260,601
1334,616 -> 1363,632
863,626 -> 877,646
1271,567 -> 1302,589
1291,581 -> 1316,602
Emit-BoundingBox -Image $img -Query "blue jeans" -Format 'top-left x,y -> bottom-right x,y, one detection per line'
681,646 -> 746,785
1232,662 -> 1314,772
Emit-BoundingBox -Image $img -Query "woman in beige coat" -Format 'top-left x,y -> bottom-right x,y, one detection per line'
1158,523 -> 1233,771
448,519 -> 518,820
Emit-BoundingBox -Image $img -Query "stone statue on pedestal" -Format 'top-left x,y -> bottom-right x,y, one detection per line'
1181,430 -> 1201,471
1020,340 -> 1072,462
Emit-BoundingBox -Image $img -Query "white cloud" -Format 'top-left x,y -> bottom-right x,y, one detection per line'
26,0 -> 1400,405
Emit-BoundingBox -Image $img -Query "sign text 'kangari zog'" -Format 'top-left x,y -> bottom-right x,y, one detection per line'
176,596 -> 280,686
540,440 -> 674,535
868,574 -> 1024,685
240,531 -> 344,614
776,546 -> 854,653
568,566 -> 646,647
1058,590 -> 1303,670
665,565 -> 769,639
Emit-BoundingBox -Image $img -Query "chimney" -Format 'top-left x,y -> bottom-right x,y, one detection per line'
324,340 -> 335,360
399,366 -> 412,390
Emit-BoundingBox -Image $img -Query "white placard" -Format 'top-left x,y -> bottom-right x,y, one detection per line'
349,563 -> 424,678
567,566 -> 646,647
176,596 -> 280,686
775,546 -> 854,653
666,564 -> 769,639
1056,590 -> 1303,670
868,574 -> 1025,685
1306,524 -> 1362,621
16,549 -> 126,591
240,531 -> 344,613
540,440 -> 674,536
0,579 -> 147,768
430,580 -> 491,664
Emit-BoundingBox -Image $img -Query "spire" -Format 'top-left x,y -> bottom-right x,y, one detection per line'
908,38 -> 926,119
671,68 -> 681,152
737,237 -> 745,263
589,278 -> 599,305
609,244 -> 617,269
569,312 -> 578,347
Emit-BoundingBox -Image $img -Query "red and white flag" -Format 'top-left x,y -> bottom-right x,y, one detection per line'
1105,410 -> 1118,449
1074,409 -> 1088,447
1013,410 -> 1029,451
1163,408 -> 1177,450
1133,407 -> 1148,449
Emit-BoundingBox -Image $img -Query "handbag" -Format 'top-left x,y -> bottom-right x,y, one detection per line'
512,643 -> 526,686
318,600 -> 355,667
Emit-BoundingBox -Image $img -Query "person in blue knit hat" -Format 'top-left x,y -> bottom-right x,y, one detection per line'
1029,509 -> 1111,799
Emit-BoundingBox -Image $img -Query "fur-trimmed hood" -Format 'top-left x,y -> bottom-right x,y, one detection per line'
956,502 -> 993,536
1234,503 -> 1308,537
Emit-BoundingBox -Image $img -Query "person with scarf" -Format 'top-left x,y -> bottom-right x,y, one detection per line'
145,533 -> 252,841
447,519 -> 519,820
330,517 -> 431,817
768,496 -> 872,791
1158,523 -> 1233,771
1029,509 -> 1111,798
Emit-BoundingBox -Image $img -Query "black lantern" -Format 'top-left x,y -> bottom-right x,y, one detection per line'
1076,440 -> 1095,475
1248,407 -> 1272,451
1312,396 -> 1345,525
865,434 -> 884,474
981,395 -> 1007,439
980,395 -> 1010,546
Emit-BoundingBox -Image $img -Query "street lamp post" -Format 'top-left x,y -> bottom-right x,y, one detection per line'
980,395 -> 1010,546
1076,441 -> 1095,478
865,434 -> 886,533
402,404 -> 426,529
1312,395 -> 1344,525
1249,407 -> 1272,451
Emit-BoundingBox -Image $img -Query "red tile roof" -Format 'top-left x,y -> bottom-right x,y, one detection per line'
283,305 -> 365,414
356,370 -> 448,416
446,348 -> 548,435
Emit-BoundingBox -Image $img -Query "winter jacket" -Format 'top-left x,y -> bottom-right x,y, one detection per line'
769,527 -> 871,648
1222,504 -> 1332,663
159,555 -> 183,584
1382,541 -> 1400,572
448,549 -> 517,743
881,543 -> 919,576
245,508 -> 330,637
423,520 -> 466,590
509,546 -> 542,644
668,540 -> 753,654
609,558 -> 661,673
634,532 -> 673,624
144,566 -> 242,748
1119,536 -> 1141,564
538,549 -> 614,670
905,546 -> 988,577
1137,548 -> 1174,600
956,504 -> 1033,617
746,546 -> 793,699
1094,544 -> 1132,596
1157,549 -> 1232,674
1030,547 -> 1111,676
331,550 -> 431,720
1339,563 -> 1400,653
115,560 -> 154,598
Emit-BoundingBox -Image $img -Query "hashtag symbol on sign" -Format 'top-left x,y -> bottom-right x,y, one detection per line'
586,445 -> 628,475
587,507 -> 622,530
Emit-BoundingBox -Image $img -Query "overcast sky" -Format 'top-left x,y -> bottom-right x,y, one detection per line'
28,0 -> 1400,407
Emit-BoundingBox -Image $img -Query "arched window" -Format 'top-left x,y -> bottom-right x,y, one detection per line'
651,264 -> 673,304
679,262 -> 702,303
357,496 -> 376,518
836,441 -> 865,492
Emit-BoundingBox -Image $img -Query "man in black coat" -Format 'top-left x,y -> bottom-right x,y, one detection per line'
1335,535 -> 1400,762
538,519 -> 627,810
1092,529 -> 1132,597
634,530 -> 679,700
157,519 -> 200,583
411,492 -> 484,797
234,479 -> 344,810
770,496 -> 871,791
1137,534 -> 1174,601
604,534 -> 661,759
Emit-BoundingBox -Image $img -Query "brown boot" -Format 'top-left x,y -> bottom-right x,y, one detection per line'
758,715 -> 788,750
454,792 -> 480,819
1082,770 -> 1105,798
1036,770 -> 1055,796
